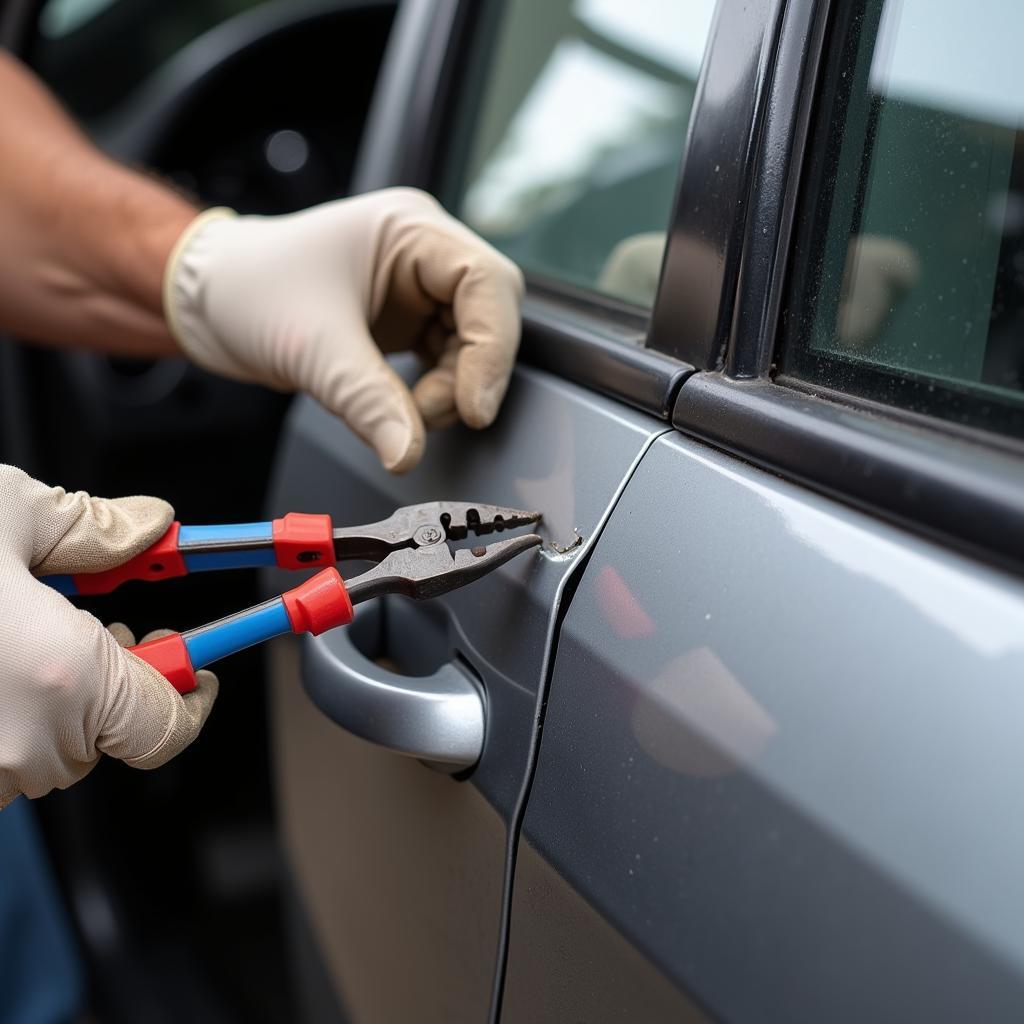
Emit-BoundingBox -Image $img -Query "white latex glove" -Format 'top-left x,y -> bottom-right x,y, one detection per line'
0,466 -> 218,809
164,187 -> 525,473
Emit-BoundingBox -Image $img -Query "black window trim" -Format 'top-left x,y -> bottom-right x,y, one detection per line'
672,0 -> 1024,577
646,0 -> 783,368
521,292 -> 694,419
674,373 -> 1024,575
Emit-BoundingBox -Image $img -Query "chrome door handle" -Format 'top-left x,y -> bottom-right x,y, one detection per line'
300,620 -> 485,770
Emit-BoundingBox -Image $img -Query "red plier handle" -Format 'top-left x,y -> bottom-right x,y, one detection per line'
39,513 -> 333,596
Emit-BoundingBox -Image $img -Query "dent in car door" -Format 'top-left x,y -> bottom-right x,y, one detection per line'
503,431 -> 1024,1022
266,359 -> 667,1022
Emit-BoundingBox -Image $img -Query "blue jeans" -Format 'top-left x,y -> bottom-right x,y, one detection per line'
0,799 -> 84,1024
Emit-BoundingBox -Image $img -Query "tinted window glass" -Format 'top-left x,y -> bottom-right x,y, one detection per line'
444,0 -> 716,309
783,0 -> 1024,437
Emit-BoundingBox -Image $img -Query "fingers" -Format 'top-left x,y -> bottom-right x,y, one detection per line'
422,236 -> 523,428
100,624 -> 218,770
380,190 -> 525,429
313,325 -> 427,473
0,466 -> 174,576
450,259 -> 523,428
124,668 -> 218,770
106,621 -> 136,647
412,335 -> 460,430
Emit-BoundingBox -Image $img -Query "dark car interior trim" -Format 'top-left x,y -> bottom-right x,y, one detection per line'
0,0 -> 38,51
87,0 -> 395,161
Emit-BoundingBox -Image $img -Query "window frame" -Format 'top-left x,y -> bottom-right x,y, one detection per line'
780,0 -> 1024,443
670,0 -> 1024,575
645,0 -> 781,367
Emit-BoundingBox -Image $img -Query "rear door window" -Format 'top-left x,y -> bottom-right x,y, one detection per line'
782,0 -> 1024,438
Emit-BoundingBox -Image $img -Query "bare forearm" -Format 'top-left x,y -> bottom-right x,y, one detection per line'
0,52 -> 197,356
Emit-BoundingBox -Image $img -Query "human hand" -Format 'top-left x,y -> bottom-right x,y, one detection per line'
164,188 -> 525,473
0,466 -> 217,808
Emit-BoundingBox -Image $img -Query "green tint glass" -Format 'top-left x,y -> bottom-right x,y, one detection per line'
783,0 -> 1024,437
444,0 -> 717,309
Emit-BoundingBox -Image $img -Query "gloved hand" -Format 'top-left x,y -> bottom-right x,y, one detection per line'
0,466 -> 218,809
164,187 -> 525,473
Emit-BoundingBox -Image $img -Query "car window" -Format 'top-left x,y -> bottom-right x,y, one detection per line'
31,0 -> 269,123
442,0 -> 717,310
782,0 -> 1024,439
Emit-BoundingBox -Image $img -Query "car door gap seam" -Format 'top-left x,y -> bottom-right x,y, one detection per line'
487,425 -> 674,1024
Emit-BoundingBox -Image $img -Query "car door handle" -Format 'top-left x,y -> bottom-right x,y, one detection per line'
300,617 -> 485,771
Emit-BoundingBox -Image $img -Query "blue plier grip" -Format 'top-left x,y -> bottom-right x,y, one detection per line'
128,567 -> 353,693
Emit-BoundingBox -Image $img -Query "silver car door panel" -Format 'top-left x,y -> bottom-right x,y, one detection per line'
266,358 -> 668,1022
504,431 -> 1024,1022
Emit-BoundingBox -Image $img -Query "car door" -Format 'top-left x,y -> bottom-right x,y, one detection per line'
265,1 -> 715,1021
502,0 -> 1024,1020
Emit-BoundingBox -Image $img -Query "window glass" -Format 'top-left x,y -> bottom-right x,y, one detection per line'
783,0 -> 1024,437
31,0 -> 269,123
444,0 -> 717,309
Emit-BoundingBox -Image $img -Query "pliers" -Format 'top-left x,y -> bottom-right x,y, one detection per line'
39,502 -> 542,694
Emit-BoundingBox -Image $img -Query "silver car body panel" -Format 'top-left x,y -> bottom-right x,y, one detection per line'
266,360 -> 667,1020
503,431 -> 1024,1021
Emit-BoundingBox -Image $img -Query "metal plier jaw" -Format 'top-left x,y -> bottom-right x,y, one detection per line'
340,502 -> 543,605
